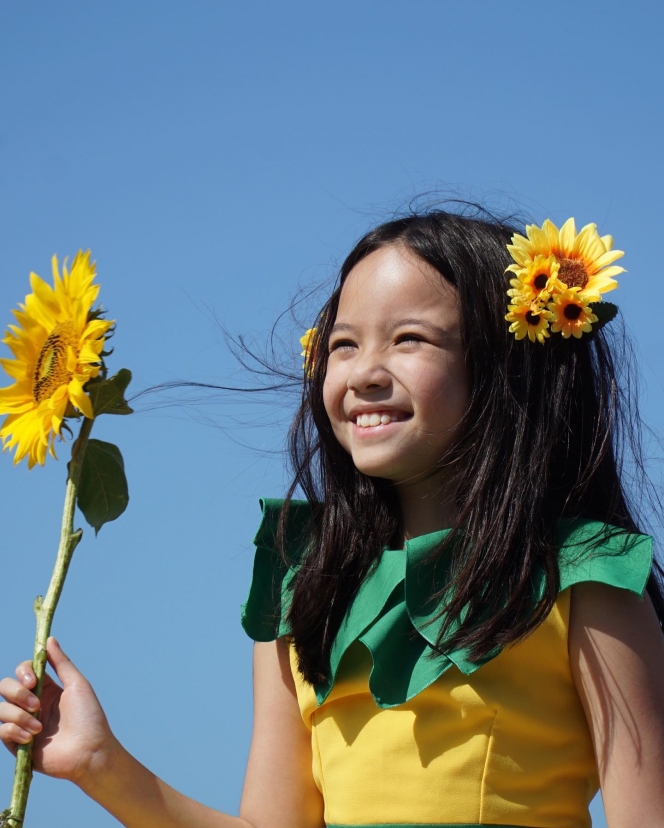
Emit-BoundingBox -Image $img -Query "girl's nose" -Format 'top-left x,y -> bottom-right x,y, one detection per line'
347,350 -> 391,393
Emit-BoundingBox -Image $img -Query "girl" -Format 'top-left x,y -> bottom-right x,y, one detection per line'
1,208 -> 664,828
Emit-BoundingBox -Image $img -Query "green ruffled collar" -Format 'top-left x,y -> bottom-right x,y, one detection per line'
241,498 -> 653,709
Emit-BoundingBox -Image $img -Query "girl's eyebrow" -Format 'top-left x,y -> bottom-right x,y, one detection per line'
330,322 -> 356,335
330,319 -> 451,336
392,317 -> 448,336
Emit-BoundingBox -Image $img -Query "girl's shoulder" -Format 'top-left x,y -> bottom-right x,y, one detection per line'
240,497 -> 313,642
555,517 -> 653,596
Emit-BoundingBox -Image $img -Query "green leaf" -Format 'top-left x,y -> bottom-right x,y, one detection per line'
87,369 -> 133,416
78,439 -> 129,534
589,301 -> 618,332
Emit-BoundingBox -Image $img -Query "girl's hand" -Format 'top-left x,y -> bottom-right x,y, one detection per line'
0,637 -> 119,785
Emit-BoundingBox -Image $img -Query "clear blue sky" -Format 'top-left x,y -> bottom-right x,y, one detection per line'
1,2 -> 662,825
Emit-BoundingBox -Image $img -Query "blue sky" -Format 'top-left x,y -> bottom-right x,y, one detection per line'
1,2 -> 662,825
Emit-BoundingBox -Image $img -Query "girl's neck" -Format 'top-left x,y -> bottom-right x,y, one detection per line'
396,475 -> 459,542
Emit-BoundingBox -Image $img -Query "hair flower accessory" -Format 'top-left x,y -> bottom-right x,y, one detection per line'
505,218 -> 624,341
300,327 -> 318,375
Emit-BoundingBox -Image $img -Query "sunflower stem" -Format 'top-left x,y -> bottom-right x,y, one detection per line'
4,417 -> 94,828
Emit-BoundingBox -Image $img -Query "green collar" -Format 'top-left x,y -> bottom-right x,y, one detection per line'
241,499 -> 653,708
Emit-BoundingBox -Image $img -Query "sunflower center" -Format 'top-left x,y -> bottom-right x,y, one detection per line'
563,303 -> 583,321
533,273 -> 549,290
558,258 -> 588,290
33,321 -> 78,403
525,311 -> 541,326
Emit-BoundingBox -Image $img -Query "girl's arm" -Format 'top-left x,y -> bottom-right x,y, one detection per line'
83,639 -> 323,827
0,638 -> 323,828
239,639 -> 325,828
569,582 -> 664,827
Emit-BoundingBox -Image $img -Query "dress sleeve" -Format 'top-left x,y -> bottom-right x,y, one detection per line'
240,497 -> 312,642
556,518 -> 653,596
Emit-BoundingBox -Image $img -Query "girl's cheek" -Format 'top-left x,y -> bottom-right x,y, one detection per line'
322,372 -> 341,422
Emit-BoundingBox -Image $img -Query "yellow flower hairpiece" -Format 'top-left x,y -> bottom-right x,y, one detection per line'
300,327 -> 317,376
505,218 -> 624,342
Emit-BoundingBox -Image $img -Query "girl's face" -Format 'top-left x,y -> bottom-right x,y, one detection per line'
323,244 -> 469,487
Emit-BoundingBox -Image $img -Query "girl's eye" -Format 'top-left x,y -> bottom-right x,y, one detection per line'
329,339 -> 356,353
396,333 -> 425,345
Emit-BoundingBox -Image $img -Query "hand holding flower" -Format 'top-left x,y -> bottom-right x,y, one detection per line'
0,639 -> 119,786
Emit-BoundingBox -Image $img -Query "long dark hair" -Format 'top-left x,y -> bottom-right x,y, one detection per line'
276,206 -> 663,685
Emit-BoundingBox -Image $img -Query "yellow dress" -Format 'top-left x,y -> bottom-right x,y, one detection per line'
241,499 -> 653,828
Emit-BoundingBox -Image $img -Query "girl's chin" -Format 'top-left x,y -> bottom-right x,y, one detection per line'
350,453 -> 413,481
349,445 -> 451,485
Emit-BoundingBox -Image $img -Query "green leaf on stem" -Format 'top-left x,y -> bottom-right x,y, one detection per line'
77,439 -> 129,534
87,368 -> 133,416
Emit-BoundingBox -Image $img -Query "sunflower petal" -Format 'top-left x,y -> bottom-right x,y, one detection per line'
559,218 -> 577,254
83,318 -> 114,340
0,358 -> 25,380
66,380 -> 93,419
592,249 -> 625,270
506,244 -> 531,267
542,219 -> 560,251
594,266 -> 624,281
525,225 -> 551,254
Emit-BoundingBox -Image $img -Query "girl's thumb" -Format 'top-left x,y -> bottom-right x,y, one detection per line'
46,637 -> 81,685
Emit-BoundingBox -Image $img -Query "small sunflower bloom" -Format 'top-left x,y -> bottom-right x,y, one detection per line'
300,327 -> 318,376
548,289 -> 598,339
507,254 -> 561,304
0,251 -> 114,467
507,218 -> 625,301
505,300 -> 552,344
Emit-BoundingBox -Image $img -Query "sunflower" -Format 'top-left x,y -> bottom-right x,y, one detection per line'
0,251 -> 114,467
300,327 -> 318,376
548,289 -> 598,339
507,253 -> 560,304
507,218 -> 625,301
505,300 -> 552,344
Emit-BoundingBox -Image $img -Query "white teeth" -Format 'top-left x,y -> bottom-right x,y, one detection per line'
355,412 -> 397,427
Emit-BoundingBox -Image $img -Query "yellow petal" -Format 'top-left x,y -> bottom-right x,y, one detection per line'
66,345 -> 78,373
574,226 -> 604,262
525,226 -> 551,254
594,266 -> 624,281
83,318 -> 114,341
67,380 -> 94,419
51,255 -> 63,290
559,218 -> 577,255
542,219 -> 560,250
78,343 -> 103,364
591,249 -> 625,270
0,358 -> 26,380
506,244 -> 531,267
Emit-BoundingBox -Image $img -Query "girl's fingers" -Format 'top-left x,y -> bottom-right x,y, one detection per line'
0,677 -> 40,713
15,660 -> 36,689
0,701 -> 42,736
0,722 -> 33,752
46,637 -> 83,687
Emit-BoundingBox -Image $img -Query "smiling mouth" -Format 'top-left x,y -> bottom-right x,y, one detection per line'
354,411 -> 410,428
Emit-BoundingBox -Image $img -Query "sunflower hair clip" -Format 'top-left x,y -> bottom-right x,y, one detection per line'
505,218 -> 625,343
300,327 -> 318,376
